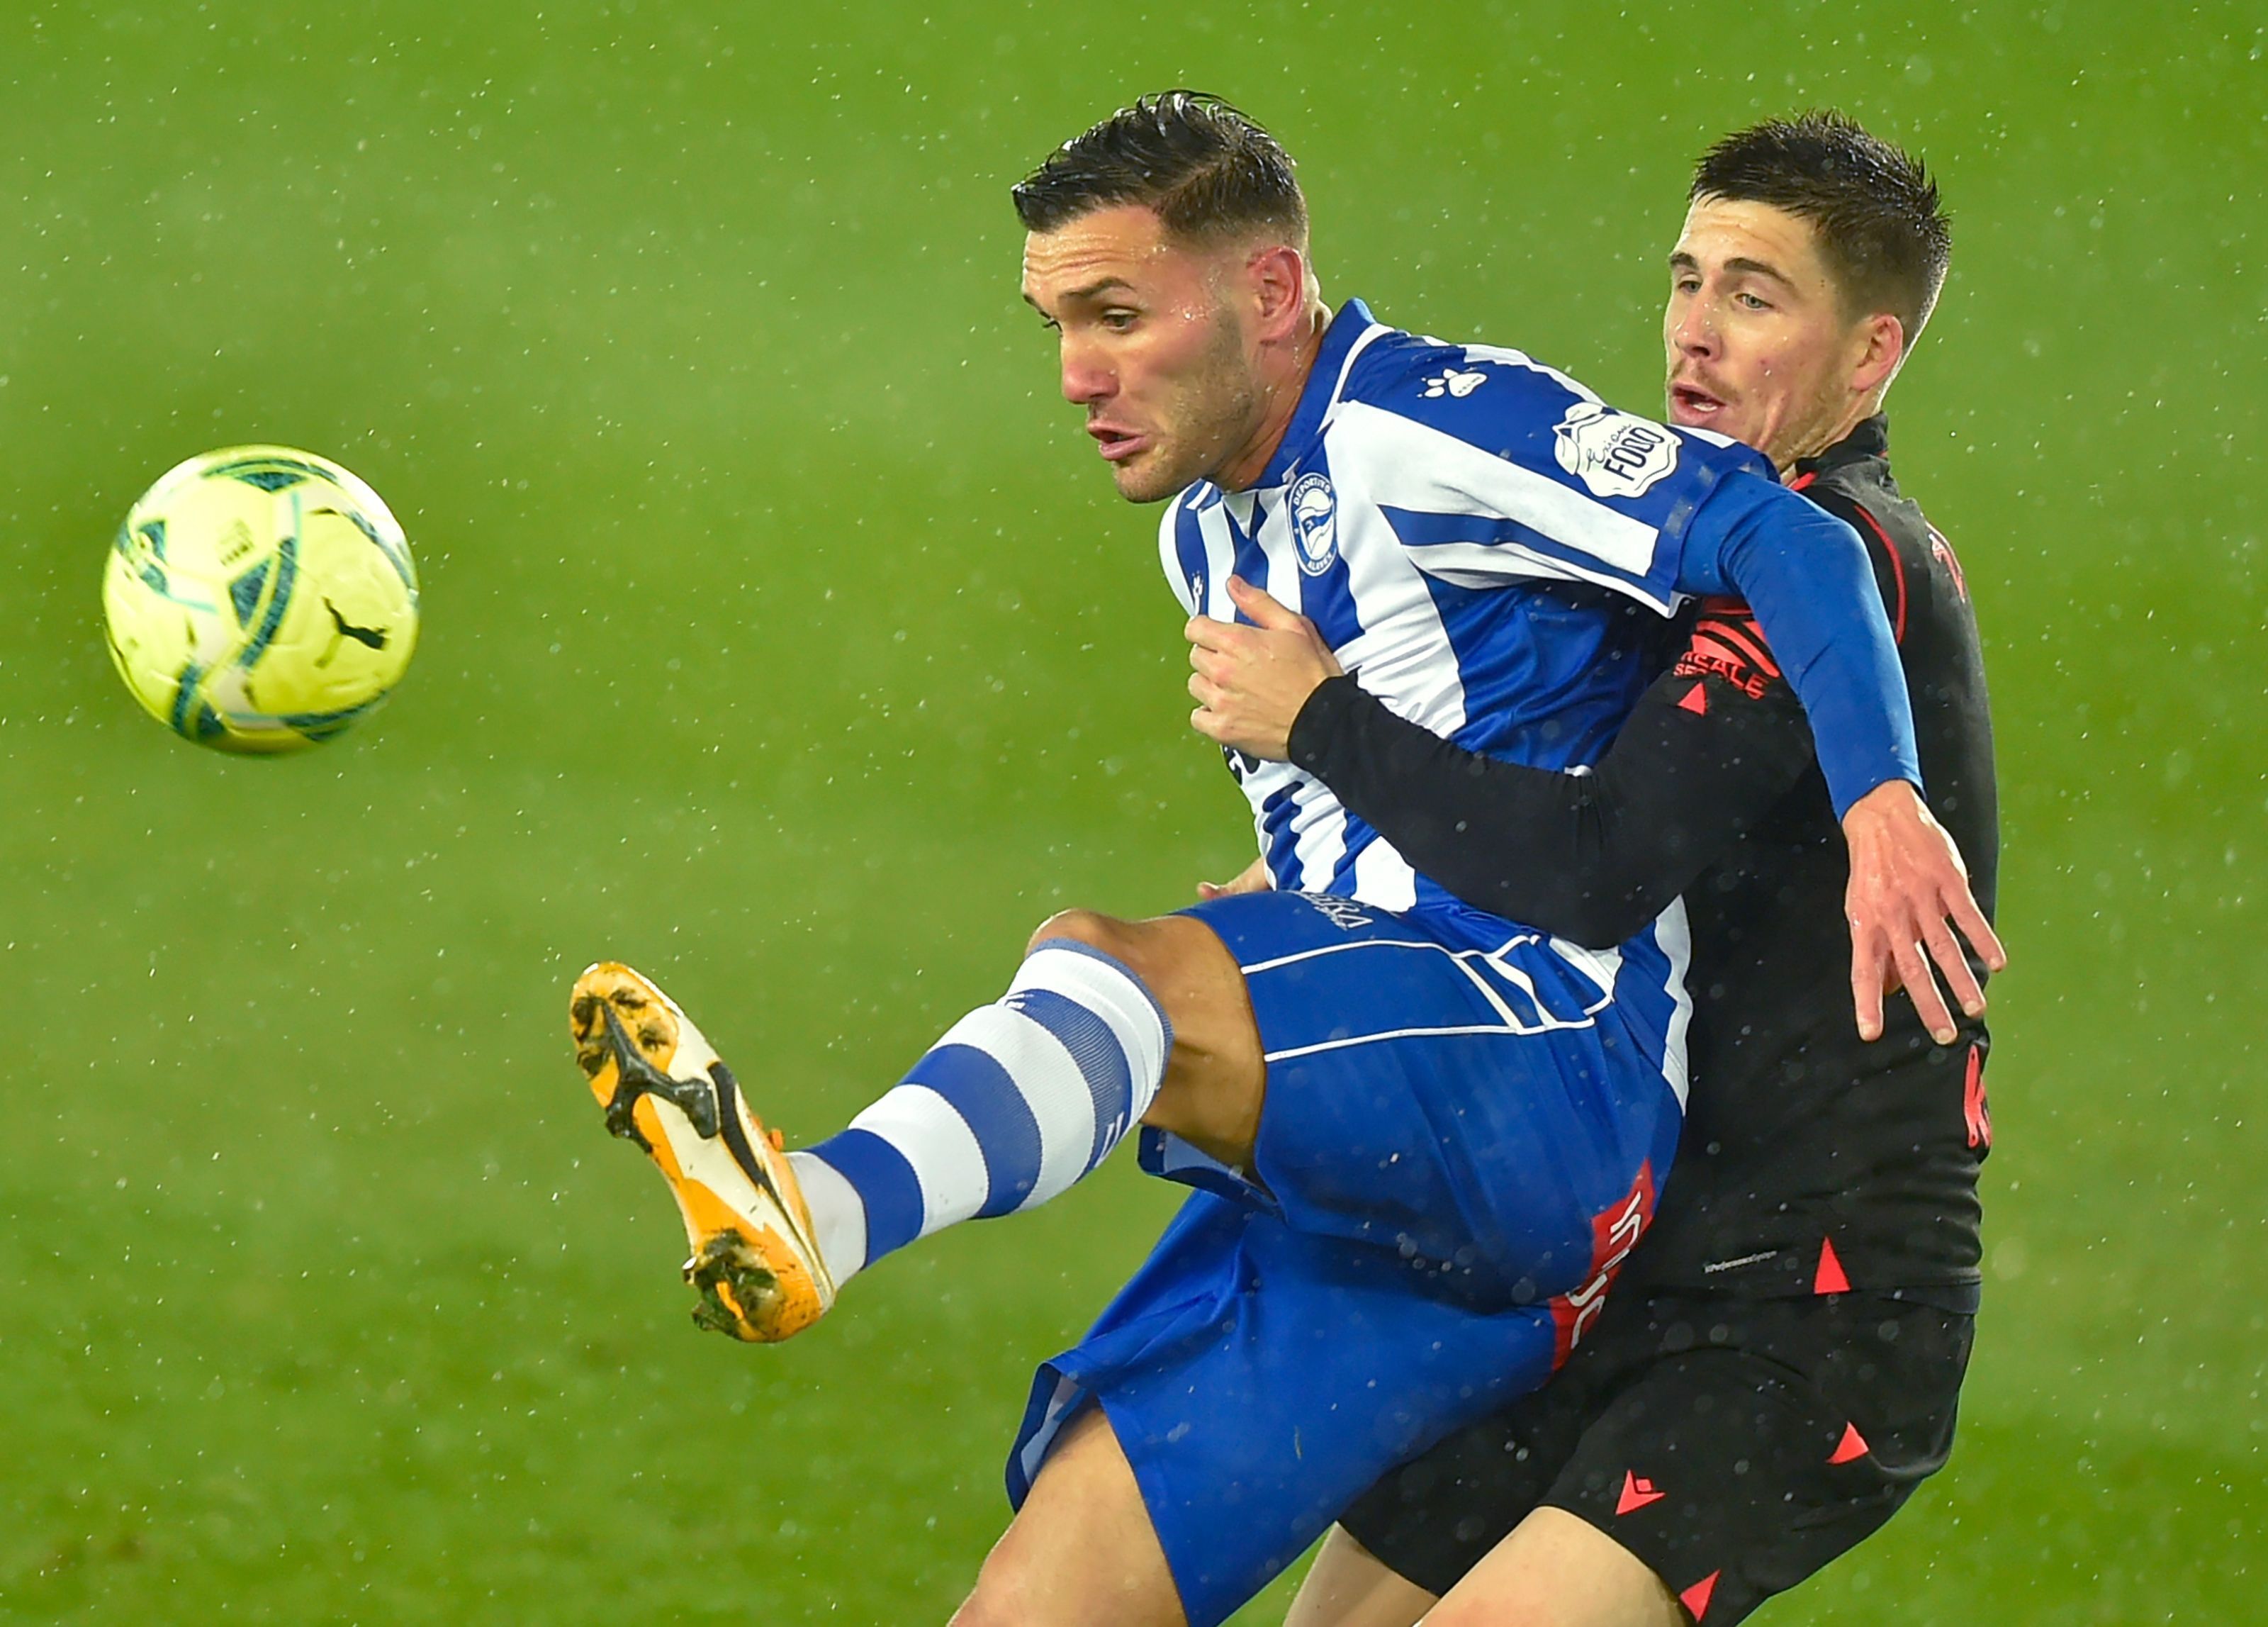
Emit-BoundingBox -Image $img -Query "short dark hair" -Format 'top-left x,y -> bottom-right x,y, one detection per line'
1692,111 -> 1952,343
1012,91 -> 1308,247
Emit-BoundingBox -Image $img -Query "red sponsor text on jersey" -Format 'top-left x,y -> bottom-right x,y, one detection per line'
1672,598 -> 1781,701
1549,1161 -> 1657,1363
1847,504 -> 1910,644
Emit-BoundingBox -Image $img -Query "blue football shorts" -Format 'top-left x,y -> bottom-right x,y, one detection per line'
1005,888 -> 1692,1627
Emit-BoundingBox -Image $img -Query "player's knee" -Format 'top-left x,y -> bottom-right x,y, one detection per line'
1028,907 -> 1140,963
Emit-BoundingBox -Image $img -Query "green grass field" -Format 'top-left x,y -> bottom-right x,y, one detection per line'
1,4 -> 2262,1621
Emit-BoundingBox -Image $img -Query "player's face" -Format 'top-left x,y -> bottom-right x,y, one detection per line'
1663,199 -> 1875,471
1021,205 -> 1263,503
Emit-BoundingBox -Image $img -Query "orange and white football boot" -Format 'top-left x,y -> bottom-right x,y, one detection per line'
569,961 -> 835,1342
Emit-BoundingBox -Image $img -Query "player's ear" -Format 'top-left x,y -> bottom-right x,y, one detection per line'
1247,242 -> 1309,340
1851,311 -> 1907,398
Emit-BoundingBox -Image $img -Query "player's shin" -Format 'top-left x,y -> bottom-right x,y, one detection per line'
790,938 -> 1172,1284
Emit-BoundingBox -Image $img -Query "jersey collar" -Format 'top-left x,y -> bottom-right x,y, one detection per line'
1251,297 -> 1382,491
1794,413 -> 1891,482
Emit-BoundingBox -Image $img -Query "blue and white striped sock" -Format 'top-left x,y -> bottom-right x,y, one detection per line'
788,939 -> 1173,1285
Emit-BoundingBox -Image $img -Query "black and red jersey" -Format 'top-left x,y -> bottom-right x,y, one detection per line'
1289,413 -> 1999,1299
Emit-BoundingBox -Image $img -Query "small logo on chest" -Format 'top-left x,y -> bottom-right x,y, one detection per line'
1289,471 -> 1339,576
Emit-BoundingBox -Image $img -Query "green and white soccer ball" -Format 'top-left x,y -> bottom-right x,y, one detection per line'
102,445 -> 420,754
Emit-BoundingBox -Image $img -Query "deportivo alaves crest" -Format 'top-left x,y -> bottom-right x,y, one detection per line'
1553,401 -> 1681,499
1289,471 -> 1339,576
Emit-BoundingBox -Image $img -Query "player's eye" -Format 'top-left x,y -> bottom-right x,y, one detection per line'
1736,291 -> 1770,311
1101,308 -> 1140,332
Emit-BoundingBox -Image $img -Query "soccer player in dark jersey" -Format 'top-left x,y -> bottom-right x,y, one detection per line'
1183,113 -> 1999,1626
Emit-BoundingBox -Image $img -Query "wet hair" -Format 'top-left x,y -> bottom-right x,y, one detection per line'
1692,111 -> 1952,343
1012,90 -> 1308,247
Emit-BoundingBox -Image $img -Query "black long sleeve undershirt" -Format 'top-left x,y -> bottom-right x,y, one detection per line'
1287,646 -> 1821,950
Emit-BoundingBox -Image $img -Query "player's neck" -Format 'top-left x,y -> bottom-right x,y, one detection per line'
1213,301 -> 1333,492
1778,388 -> 1890,478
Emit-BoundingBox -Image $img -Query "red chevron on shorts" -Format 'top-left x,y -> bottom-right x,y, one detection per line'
1814,1236 -> 1851,1295
1616,1470 -> 1667,1516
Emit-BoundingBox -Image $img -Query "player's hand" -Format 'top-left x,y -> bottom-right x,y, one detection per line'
1186,576 -> 1343,761
1841,780 -> 2007,1045
1197,854 -> 1274,900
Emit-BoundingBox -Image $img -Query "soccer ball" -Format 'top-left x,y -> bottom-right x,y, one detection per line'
102,445 -> 420,754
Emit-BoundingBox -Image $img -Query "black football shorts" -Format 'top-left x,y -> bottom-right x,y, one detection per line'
1337,1285 -> 1973,1624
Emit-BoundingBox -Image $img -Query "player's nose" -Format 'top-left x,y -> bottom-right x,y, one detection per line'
1061,361 -> 1114,407
1668,296 -> 1717,358
1057,336 -> 1114,406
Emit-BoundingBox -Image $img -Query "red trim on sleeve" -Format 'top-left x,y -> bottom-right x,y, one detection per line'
1846,504 -> 1909,645
1963,1043 -> 1992,1150
1929,525 -> 1970,602
1787,470 -> 1819,492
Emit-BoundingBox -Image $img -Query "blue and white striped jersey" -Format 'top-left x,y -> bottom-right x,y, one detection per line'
1162,298 -> 1780,919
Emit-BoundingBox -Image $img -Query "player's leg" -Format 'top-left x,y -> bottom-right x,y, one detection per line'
1024,907 -> 1267,1167
1284,1337 -> 1598,1627
1281,1528 -> 1437,1627
1282,1514 -> 1679,1627
953,1405 -> 1186,1627
784,907 -> 1262,1275
568,905 -> 1262,1341
1420,1511 -> 1683,1627
1320,1290 -> 1972,1627
987,895 -> 1690,1626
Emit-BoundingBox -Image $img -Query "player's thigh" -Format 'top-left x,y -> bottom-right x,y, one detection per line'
1283,1526 -> 1438,1627
1031,906 -> 1265,1160
953,1404 -> 1186,1627
1422,1508 -> 1683,1627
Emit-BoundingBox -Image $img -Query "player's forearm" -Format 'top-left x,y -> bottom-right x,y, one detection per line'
1676,473 -> 1920,817
1289,678 -> 1798,947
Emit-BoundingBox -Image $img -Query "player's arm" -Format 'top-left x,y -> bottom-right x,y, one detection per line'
1292,613 -> 1817,948
1347,379 -> 1915,812
1670,470 -> 1911,817
1189,576 -> 1814,945
1189,552 -> 1995,1041
1238,377 -> 1997,1033
1670,472 -> 2002,1040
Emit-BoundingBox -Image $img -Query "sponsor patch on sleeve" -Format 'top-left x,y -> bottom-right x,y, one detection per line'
1551,401 -> 1681,498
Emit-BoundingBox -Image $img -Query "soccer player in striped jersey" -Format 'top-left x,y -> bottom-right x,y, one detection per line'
564,94 -> 1997,1627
